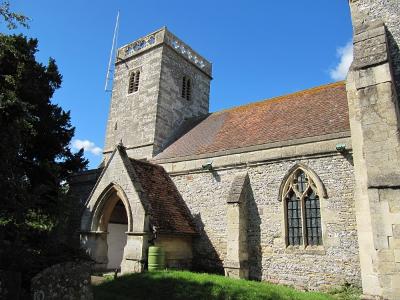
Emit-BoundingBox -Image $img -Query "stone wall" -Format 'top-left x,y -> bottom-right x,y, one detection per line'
103,42 -> 163,160
154,45 -> 211,155
155,235 -> 193,269
103,28 -> 212,161
164,151 -> 360,290
31,261 -> 93,300
350,0 -> 400,97
347,2 -> 400,298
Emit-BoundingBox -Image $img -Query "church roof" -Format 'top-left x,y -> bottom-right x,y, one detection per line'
129,158 -> 197,235
154,81 -> 349,161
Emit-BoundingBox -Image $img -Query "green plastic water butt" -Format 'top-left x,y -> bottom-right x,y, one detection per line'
148,246 -> 165,271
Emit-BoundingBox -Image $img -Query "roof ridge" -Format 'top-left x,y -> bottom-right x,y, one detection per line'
212,81 -> 345,115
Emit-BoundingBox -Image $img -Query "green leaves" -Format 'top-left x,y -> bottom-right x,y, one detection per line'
0,0 -> 30,29
0,33 -> 88,290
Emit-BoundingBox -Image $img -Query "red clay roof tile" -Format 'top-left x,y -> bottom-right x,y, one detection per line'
155,81 -> 349,160
130,158 -> 197,235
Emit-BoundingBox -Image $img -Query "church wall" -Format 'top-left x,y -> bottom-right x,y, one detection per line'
347,1 -> 400,297
159,139 -> 361,290
154,45 -> 211,155
103,45 -> 163,159
154,235 -> 193,270
350,0 -> 400,97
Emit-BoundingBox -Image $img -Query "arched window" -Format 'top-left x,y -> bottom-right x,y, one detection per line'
281,167 -> 323,246
181,76 -> 191,101
128,70 -> 140,94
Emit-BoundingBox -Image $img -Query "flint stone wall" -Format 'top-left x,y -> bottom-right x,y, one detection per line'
168,153 -> 361,290
31,261 -> 93,300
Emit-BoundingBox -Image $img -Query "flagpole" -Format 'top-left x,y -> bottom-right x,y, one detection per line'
105,10 -> 120,92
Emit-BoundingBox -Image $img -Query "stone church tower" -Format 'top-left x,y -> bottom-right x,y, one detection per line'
103,28 -> 212,161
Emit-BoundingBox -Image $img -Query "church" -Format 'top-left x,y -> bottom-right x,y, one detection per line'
70,1 -> 400,299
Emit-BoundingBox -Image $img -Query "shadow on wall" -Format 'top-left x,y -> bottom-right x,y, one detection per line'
211,170 -> 221,182
246,179 -> 262,281
192,213 -> 224,274
387,30 -> 400,99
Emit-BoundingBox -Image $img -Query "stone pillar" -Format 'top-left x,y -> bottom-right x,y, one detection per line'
347,3 -> 400,298
80,232 -> 108,271
121,232 -> 149,274
224,173 -> 249,279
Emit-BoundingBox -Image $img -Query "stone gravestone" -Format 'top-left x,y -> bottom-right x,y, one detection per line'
31,261 -> 93,300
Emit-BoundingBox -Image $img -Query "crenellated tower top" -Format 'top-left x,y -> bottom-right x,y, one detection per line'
117,27 -> 212,77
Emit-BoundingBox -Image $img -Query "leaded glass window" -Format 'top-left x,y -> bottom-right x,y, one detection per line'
305,190 -> 322,245
283,168 -> 323,246
286,192 -> 302,245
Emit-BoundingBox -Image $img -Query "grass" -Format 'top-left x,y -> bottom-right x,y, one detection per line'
93,270 -> 354,300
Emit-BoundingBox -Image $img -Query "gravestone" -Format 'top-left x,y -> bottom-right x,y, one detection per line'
31,261 -> 93,300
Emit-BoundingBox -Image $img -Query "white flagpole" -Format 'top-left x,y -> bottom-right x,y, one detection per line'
105,11 -> 120,91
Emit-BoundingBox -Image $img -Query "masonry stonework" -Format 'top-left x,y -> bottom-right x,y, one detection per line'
74,1 -> 400,297
349,0 -> 400,96
166,152 -> 360,290
347,1 -> 400,298
103,28 -> 211,162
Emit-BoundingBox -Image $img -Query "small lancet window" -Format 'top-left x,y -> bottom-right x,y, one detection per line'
181,76 -> 191,101
128,70 -> 140,94
283,169 -> 323,246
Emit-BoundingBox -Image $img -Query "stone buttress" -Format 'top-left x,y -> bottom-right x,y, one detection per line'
347,0 -> 400,298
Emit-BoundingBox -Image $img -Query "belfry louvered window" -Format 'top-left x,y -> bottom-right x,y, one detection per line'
128,70 -> 140,94
181,76 -> 191,101
283,169 -> 323,246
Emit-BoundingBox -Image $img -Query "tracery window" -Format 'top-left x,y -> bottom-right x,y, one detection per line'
283,169 -> 322,246
181,76 -> 191,101
128,70 -> 140,94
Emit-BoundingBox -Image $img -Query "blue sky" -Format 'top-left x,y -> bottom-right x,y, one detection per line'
2,1 -> 354,168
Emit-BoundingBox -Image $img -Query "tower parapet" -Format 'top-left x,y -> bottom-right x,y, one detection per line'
118,28 -> 212,77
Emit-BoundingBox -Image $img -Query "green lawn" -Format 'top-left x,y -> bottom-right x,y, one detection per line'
93,270 -> 359,300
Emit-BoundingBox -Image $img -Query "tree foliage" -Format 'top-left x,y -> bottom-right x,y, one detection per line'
0,0 -> 30,29
0,34 -> 88,291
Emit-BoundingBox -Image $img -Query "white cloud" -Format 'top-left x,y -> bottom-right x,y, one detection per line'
72,139 -> 102,156
330,41 -> 353,81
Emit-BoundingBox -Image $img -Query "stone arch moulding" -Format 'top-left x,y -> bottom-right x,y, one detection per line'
277,163 -> 327,202
90,182 -> 133,233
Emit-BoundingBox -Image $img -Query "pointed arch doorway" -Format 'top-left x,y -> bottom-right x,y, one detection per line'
89,184 -> 133,271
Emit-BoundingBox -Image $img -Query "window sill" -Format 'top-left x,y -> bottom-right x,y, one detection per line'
284,245 -> 325,255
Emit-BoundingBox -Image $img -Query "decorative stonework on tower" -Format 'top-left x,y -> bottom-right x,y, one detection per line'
347,1 -> 400,299
103,27 -> 212,162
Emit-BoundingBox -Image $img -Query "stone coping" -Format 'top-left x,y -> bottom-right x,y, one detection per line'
116,27 -> 212,77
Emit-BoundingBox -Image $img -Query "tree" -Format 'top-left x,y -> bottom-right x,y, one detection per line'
0,34 -> 88,294
0,0 -> 30,29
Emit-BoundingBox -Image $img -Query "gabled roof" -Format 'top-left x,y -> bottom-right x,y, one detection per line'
154,81 -> 349,161
129,158 -> 197,235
